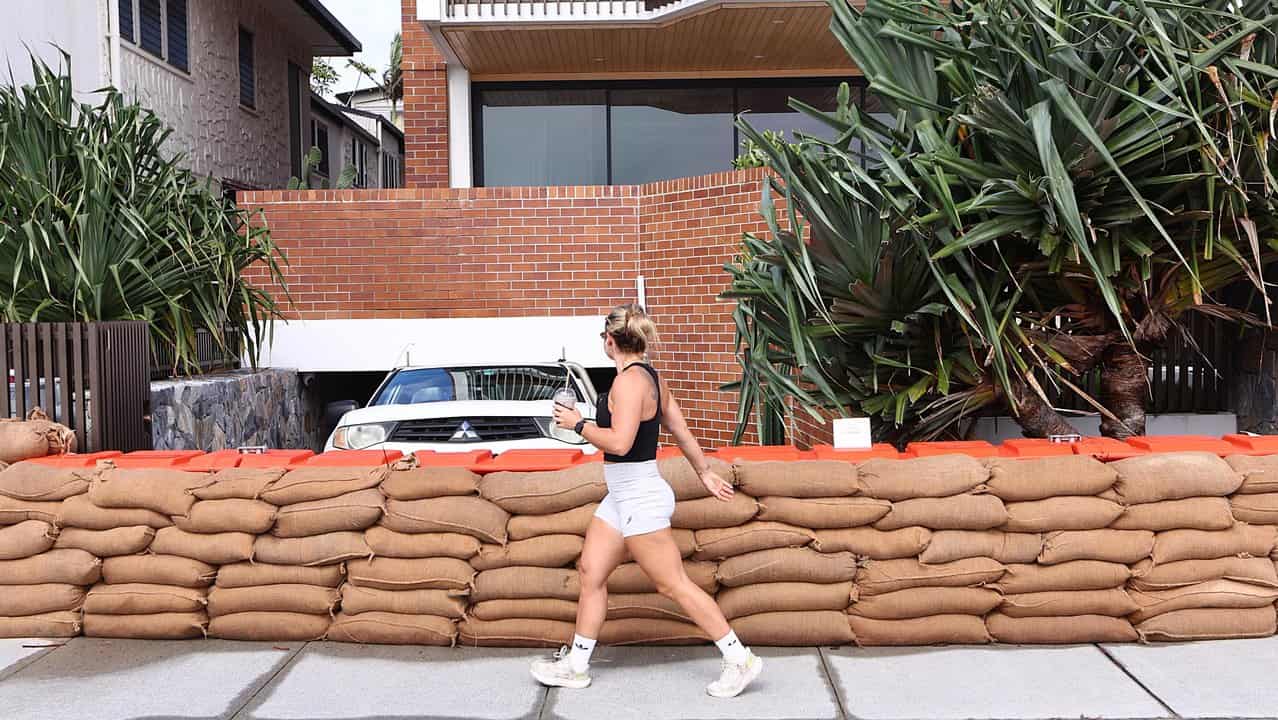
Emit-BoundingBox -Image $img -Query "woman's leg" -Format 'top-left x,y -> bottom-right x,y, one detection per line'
575,516 -> 627,640
624,529 -> 730,639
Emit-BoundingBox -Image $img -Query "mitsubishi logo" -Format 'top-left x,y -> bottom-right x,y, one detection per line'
450,421 -> 481,441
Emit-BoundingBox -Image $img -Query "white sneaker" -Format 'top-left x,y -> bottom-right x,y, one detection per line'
530,646 -> 592,689
706,652 -> 763,698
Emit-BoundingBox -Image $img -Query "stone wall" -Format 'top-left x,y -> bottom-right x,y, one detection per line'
150,369 -> 321,451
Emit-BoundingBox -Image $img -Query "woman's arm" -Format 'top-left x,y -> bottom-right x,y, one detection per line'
553,371 -> 644,457
659,381 -> 734,501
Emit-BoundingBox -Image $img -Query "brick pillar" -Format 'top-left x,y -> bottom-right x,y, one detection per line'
401,0 -> 450,188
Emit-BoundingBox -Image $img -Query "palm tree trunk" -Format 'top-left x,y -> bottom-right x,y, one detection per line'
1007,378 -> 1082,437
1099,343 -> 1148,438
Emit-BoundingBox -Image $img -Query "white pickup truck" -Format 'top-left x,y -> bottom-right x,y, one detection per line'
323,361 -> 600,455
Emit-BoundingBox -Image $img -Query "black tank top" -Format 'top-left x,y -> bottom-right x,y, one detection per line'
596,362 -> 661,463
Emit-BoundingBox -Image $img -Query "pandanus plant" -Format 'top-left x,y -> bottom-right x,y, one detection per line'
724,0 -> 1278,443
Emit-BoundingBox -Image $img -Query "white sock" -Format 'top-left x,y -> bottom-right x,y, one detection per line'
568,634 -> 596,673
715,630 -> 750,665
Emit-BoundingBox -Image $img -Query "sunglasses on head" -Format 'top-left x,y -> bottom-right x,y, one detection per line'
599,331 -> 607,339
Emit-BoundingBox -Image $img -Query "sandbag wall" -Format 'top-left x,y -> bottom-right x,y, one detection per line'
2,451 -> 1278,645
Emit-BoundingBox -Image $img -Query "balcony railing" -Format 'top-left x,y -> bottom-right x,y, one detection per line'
443,0 -> 696,20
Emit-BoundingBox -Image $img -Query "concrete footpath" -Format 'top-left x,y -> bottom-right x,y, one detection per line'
2,636 -> 1277,719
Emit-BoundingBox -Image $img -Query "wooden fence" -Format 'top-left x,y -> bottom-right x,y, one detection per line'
1,321 -> 151,453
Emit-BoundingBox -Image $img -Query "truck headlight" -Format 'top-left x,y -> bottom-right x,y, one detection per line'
331,422 -> 395,449
535,417 -> 591,445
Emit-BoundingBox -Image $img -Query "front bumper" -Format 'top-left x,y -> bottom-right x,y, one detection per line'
322,438 -> 600,456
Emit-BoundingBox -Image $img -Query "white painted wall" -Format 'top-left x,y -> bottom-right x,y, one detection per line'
0,0 -> 109,101
258,317 -> 613,371
447,64 -> 472,188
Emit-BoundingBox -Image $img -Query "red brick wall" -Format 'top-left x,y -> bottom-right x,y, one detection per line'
240,170 -> 772,445
401,0 -> 449,188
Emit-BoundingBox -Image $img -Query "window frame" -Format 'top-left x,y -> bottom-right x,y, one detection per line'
471,77 -> 866,187
238,26 -> 256,110
118,0 -> 189,74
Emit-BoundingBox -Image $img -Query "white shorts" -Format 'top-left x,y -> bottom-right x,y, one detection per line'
593,459 -> 676,537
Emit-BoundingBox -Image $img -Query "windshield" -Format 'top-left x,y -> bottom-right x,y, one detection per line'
371,366 -> 584,406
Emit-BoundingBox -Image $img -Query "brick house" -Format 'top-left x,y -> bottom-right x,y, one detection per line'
242,0 -> 875,446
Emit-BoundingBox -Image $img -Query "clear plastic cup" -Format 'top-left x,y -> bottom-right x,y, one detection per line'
553,388 -> 576,411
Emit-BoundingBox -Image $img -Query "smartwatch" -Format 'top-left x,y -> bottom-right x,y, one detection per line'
574,419 -> 587,434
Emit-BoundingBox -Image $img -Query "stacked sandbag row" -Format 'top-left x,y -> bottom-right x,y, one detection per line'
0,463 -> 95,637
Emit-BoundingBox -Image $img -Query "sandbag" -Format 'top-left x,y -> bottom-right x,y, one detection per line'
467,598 -> 578,623
207,612 -> 329,641
990,561 -> 1130,594
0,611 -> 81,638
716,581 -> 854,620
657,456 -> 735,501
150,527 -> 254,565
757,496 -> 890,529
1110,497 -> 1236,532
472,535 -> 584,571
693,522 -> 814,560
918,531 -> 1043,565
0,584 -> 83,618
102,554 -> 215,587
253,532 -> 372,566
479,464 -> 605,514
215,562 -> 344,589
507,503 -> 598,540
53,526 -> 154,557
1151,524 -> 1277,565
982,456 -> 1116,502
848,587 -> 1000,620
206,584 -> 340,617
670,493 -> 759,530
189,467 -> 286,501
382,497 -> 509,544
1038,530 -> 1154,565
1129,557 -> 1278,591
339,586 -> 467,618
1135,607 -> 1277,642
599,618 -> 708,646
457,617 -> 574,648
259,466 -> 388,506
1110,452 -> 1242,504
1128,580 -> 1278,623
986,613 -> 1137,644
0,548 -> 100,585
84,612 -> 206,639
717,548 -> 858,587
0,419 -> 75,464
855,558 -> 1005,596
380,466 -> 480,500
998,589 -> 1139,618
606,593 -> 692,622
87,468 -> 205,516
272,489 -> 384,538
1225,454 -> 1278,495
58,494 -> 171,530
174,499 -> 277,535
812,526 -> 931,559
83,583 -> 207,614
731,611 -> 854,646
855,455 -> 988,501
0,496 -> 61,525
0,462 -> 88,501
0,519 -> 55,559
327,611 -> 456,645
1001,497 -> 1124,532
1229,493 -> 1278,525
622,528 -> 697,562
850,615 -> 991,646
875,495 -> 1007,531
470,567 -> 580,602
364,527 -> 481,559
734,461 -> 859,498
605,561 -> 717,594
347,556 -> 474,591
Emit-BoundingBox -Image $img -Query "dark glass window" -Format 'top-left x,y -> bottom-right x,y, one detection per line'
166,0 -> 188,72
238,28 -> 255,108
311,121 -> 330,175
610,87 -> 733,184
139,0 -> 162,57
737,84 -> 840,143
119,0 -> 135,43
479,89 -> 607,187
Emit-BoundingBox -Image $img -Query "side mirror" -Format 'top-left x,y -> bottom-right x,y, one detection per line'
321,400 -> 359,442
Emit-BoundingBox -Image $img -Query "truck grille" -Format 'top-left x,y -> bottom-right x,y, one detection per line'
388,417 -> 543,443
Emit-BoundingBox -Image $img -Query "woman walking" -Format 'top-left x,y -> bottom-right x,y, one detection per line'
530,303 -> 763,698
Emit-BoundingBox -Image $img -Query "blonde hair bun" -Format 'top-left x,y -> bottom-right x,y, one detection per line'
604,303 -> 658,354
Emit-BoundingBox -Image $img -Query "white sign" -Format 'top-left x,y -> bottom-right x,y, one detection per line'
833,417 -> 873,450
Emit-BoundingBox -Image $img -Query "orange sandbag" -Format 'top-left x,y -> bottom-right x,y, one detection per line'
252,532 -> 372,566
173,499 -> 277,535
1151,524 -> 1277,564
0,549 -> 101,585
918,530 -> 1042,564
87,467 -> 206,516
657,457 -> 735,501
606,593 -> 692,622
0,462 -> 88,501
693,522 -> 814,560
1109,452 -> 1242,503
982,456 -> 1116,502
0,418 -> 75,464
188,467 -> 286,501
102,554 -> 215,587
478,464 -> 606,515
0,611 -> 81,638
855,455 -> 989,501
58,494 -> 170,530
1001,497 -> 1124,532
272,489 -> 384,538
1229,494 -> 1278,525
850,615 -> 991,646
457,617 -> 574,648
206,584 -> 340,617
84,612 -> 207,639
508,503 -> 599,540
1127,580 -> 1278,623
733,461 -> 859,498
82,583 -> 207,615
874,495 -> 1007,531
717,548 -> 857,587
0,584 -> 85,616
339,585 -> 467,618
149,527 -> 254,565
989,561 -> 1130,594
1129,556 -> 1278,591
380,466 -> 480,500
327,611 -> 456,645
812,526 -> 931,559
986,613 -> 1137,643
757,496 -> 890,529
470,567 -> 580,602
53,526 -> 155,557
1135,607 -> 1277,642
1110,497 -> 1236,532
716,581 -> 854,620
670,493 -> 759,530
1038,530 -> 1154,565
207,612 -> 329,641
734,611 -> 855,646
467,598 -> 578,623
345,556 -> 474,591
848,587 -> 1000,620
364,527 -> 481,559
606,561 -> 717,594
0,496 -> 61,525
382,497 -> 509,544
598,618 -> 708,646
0,519 -> 56,560
215,562 -> 344,588
259,466 -> 388,505
855,558 -> 1005,596
472,535 -> 584,571
998,589 -> 1139,618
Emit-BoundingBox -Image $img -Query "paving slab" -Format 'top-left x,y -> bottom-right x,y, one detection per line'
825,644 -> 1168,720
240,644 -> 546,720
0,637 -> 301,720
0,638 -> 66,682
544,646 -> 839,720
1103,636 -> 1278,719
